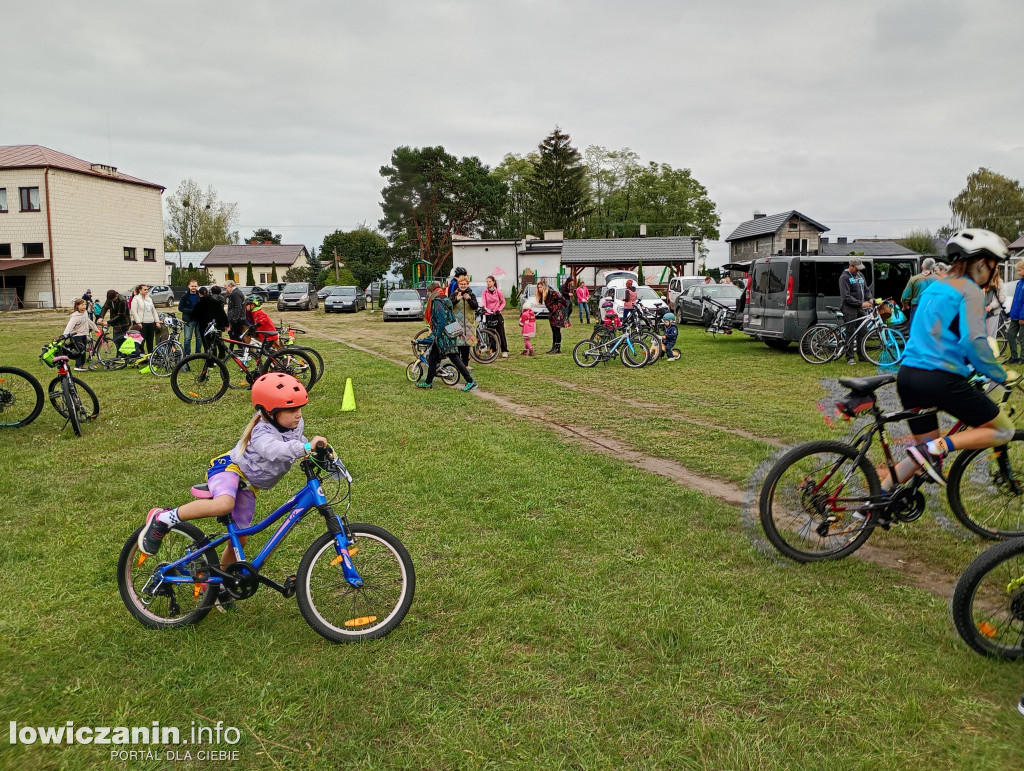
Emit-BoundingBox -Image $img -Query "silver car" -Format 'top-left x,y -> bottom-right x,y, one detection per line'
127,285 -> 175,307
382,289 -> 424,321
518,284 -> 549,318
277,282 -> 318,311
324,286 -> 365,313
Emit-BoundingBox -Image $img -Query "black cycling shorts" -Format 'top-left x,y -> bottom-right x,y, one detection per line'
896,366 -> 1000,436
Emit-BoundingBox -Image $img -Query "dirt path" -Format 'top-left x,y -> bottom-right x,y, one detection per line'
306,326 -> 957,599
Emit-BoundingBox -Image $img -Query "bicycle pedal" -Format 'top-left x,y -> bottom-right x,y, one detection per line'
282,574 -> 297,598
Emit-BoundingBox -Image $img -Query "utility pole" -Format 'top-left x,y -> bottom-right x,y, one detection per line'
333,247 -> 340,282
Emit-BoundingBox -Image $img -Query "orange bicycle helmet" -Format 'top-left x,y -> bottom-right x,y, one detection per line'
251,372 -> 308,418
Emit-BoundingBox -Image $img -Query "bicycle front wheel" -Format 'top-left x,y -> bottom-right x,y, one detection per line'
799,325 -> 840,364
63,378 -> 82,436
117,521 -> 219,629
950,537 -> 1024,659
296,524 -> 415,642
149,340 -> 184,377
171,355 -> 228,404
290,345 -> 325,385
759,440 -> 879,562
620,337 -> 649,368
860,327 -> 906,366
261,349 -> 317,391
572,339 -> 601,368
947,433 -> 1024,539
0,366 -> 44,427
406,360 -> 424,383
95,335 -> 118,362
469,328 -> 500,364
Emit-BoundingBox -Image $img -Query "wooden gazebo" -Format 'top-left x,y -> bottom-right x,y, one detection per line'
559,237 -> 699,289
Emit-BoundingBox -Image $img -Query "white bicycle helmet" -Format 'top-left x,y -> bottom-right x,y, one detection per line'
945,228 -> 1009,263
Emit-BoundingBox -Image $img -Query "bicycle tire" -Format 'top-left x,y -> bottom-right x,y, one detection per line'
87,357 -> 127,371
261,349 -> 317,392
860,327 -> 906,366
48,376 -> 99,422
149,340 -> 184,377
406,361 -> 424,383
950,536 -> 1024,659
289,345 -> 324,385
0,366 -> 45,427
799,325 -> 840,364
759,440 -> 879,562
63,378 -> 82,436
572,340 -> 602,368
117,520 -> 219,629
438,364 -> 460,386
620,337 -> 649,368
171,354 -> 229,404
296,524 -> 415,643
639,332 -> 662,365
94,335 -> 118,362
946,432 -> 1024,539
470,328 -> 500,364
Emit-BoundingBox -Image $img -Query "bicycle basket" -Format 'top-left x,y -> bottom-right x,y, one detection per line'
40,341 -> 61,367
835,392 -> 875,420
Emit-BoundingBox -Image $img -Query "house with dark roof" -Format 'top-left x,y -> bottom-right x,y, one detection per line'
0,145 -> 165,308
725,211 -> 830,262
819,238 -> 917,257
201,244 -> 309,285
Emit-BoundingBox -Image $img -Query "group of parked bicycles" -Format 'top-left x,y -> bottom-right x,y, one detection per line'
798,300 -> 908,366
572,305 -> 678,369
757,371 -> 1024,662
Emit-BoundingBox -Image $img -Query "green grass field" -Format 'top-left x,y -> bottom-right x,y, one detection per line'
0,310 -> 1021,770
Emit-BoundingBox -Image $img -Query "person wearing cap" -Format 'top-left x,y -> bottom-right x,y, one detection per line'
839,258 -> 873,364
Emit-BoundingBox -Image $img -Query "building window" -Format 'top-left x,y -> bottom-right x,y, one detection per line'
143,248 -> 156,262
19,187 -> 40,212
788,221 -> 798,230
259,272 -> 268,283
24,243 -> 44,257
124,247 -> 137,261
0,188 -> 7,213
0,244 -> 11,258
785,238 -> 808,254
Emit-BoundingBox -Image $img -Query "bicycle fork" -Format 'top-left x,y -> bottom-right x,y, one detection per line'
320,505 -> 364,588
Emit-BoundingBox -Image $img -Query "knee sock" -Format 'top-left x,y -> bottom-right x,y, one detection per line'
157,508 -> 181,526
924,437 -> 955,456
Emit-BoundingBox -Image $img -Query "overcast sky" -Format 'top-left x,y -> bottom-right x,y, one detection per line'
4,0 -> 1023,266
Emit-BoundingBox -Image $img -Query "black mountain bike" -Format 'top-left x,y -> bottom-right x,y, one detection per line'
0,366 -> 45,427
951,536 -> 1024,659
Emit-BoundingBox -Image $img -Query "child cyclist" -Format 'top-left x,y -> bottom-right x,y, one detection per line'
244,296 -> 281,349
137,373 -> 326,607
661,312 -> 680,360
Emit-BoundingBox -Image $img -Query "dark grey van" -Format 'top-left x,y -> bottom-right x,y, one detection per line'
743,255 -> 919,348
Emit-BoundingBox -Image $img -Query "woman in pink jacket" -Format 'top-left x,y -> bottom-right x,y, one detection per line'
575,279 -> 591,323
481,275 -> 509,358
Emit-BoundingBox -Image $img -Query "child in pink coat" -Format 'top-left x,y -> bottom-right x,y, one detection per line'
519,308 -> 536,356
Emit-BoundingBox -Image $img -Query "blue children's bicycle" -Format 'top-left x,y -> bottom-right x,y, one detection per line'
117,445 -> 415,642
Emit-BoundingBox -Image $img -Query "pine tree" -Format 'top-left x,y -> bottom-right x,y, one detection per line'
246,261 -> 255,286
528,127 -> 590,236
270,262 -> 278,282
226,265 -> 235,282
305,247 -> 324,287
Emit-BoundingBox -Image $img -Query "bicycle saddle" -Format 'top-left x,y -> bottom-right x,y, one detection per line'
838,374 -> 895,395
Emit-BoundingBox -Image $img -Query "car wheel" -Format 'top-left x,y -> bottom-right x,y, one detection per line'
166,297 -> 175,307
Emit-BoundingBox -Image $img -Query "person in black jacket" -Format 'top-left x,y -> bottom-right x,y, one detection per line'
96,289 -> 131,350
839,258 -> 873,364
191,286 -> 229,351
178,280 -> 202,354
224,280 -> 246,343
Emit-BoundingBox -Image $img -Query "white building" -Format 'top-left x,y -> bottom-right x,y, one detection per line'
0,145 -> 165,308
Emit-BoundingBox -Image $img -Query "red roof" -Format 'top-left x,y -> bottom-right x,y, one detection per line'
0,145 -> 164,190
202,244 -> 308,267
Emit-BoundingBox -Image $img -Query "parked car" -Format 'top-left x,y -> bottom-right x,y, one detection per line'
381,289 -> 424,321
259,282 -> 287,300
324,286 -> 365,313
126,285 -> 175,307
277,282 -> 318,311
368,281 -> 384,304
667,276 -> 715,306
601,283 -> 667,317
518,284 -> 548,318
743,255 -> 919,349
238,285 -> 270,303
600,270 -> 638,286
317,285 -> 340,300
675,284 -> 742,325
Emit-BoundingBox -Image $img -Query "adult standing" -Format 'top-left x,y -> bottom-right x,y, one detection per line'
576,279 -> 591,323
560,276 -> 574,316
448,266 -> 467,298
211,285 -> 226,306
96,289 -> 131,351
178,280 -> 202,355
131,284 -> 161,354
417,282 -> 476,391
984,273 -> 1005,340
481,275 -> 509,358
900,257 -> 936,327
537,279 -> 569,354
1006,261 -> 1024,364
839,258 -> 873,364
449,274 -> 479,367
224,280 -> 246,343
622,279 -> 638,326
191,286 -> 229,351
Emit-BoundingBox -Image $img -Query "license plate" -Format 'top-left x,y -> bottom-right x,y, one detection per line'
747,316 -> 761,326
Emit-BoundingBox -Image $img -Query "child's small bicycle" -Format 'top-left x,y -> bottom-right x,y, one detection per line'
406,339 -> 460,386
118,444 -> 415,642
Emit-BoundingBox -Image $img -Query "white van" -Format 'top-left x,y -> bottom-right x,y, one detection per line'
667,276 -> 715,306
600,270 -> 638,286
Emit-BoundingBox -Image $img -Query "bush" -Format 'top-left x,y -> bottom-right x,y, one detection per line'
508,285 -> 519,309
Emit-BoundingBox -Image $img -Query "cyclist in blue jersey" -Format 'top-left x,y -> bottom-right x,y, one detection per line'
880,229 -> 1017,491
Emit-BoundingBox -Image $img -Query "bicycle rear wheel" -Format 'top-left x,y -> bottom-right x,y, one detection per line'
63,378 -> 82,436
261,349 -> 317,391
171,355 -> 229,404
470,328 -> 500,364
289,345 -> 324,385
149,340 -> 184,377
94,335 -> 118,362
860,327 -> 906,366
947,433 -> 1024,539
117,521 -> 219,629
759,440 -> 879,562
799,325 -> 840,364
296,524 -> 415,642
87,357 -> 127,371
48,376 -> 99,423
0,366 -> 44,427
572,339 -> 602,368
950,537 -> 1024,659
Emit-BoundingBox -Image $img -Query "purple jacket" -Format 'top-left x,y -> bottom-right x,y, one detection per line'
229,415 -> 309,490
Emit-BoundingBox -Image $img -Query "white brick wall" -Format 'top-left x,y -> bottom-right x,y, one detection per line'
0,167 -> 164,307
